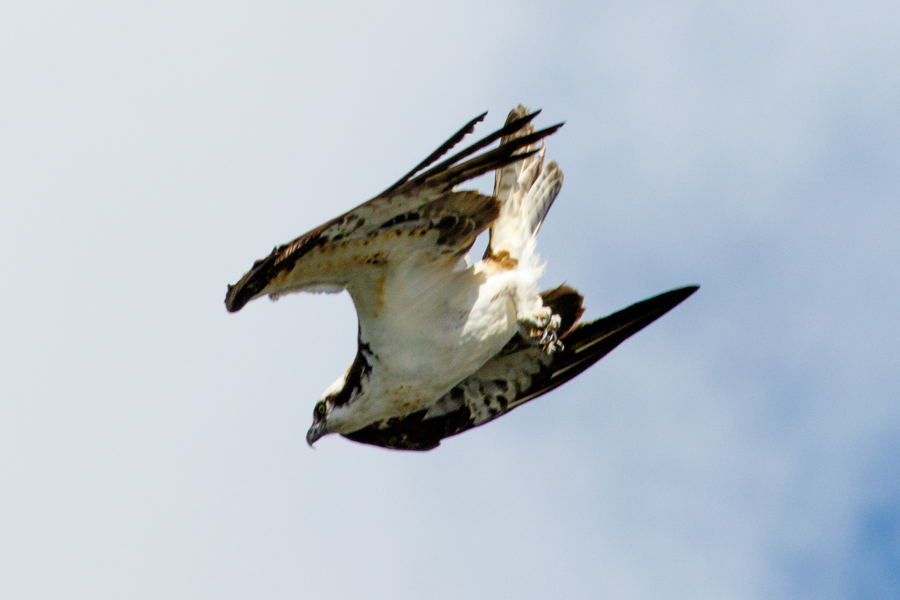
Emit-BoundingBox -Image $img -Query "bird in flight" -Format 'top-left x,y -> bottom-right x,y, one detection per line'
225,106 -> 697,451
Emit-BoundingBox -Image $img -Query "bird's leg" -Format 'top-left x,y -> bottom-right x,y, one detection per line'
518,306 -> 563,353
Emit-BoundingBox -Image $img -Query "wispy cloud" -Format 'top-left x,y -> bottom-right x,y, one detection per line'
1,0 -> 897,598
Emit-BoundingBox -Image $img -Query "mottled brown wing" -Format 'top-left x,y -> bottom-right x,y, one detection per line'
342,285 -> 699,450
225,190 -> 499,312
225,110 -> 563,313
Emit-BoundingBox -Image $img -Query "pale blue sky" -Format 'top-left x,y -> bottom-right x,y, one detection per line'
2,1 -> 898,598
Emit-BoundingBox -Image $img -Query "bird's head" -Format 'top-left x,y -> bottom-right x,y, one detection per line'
305,369 -> 361,446
306,397 -> 333,447
306,349 -> 372,446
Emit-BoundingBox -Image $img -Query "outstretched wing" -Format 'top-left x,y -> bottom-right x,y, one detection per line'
225,110 -> 563,313
342,285 -> 699,451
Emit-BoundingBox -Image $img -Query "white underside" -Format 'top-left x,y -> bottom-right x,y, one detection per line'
325,251 -> 545,434
320,106 -> 562,436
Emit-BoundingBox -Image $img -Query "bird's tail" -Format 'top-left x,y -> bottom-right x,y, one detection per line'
483,105 -> 564,268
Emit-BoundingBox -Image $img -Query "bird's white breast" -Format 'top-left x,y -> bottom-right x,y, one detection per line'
344,255 -> 524,426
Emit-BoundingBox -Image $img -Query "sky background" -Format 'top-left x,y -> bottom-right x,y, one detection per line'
2,0 -> 898,598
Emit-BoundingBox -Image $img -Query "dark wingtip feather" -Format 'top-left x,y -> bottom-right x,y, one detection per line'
224,281 -> 250,312
424,122 -> 564,191
224,250 -> 285,313
559,285 -> 699,372
392,110 -> 562,194
475,284 -> 701,414
380,111 -> 489,195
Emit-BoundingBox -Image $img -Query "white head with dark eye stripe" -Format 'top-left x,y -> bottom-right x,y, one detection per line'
306,367 -> 349,446
305,367 -> 368,446
306,398 -> 332,446
306,343 -> 376,445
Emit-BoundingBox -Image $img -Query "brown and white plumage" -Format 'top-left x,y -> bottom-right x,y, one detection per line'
227,108 -> 568,442
224,110 -> 560,313
225,106 -> 698,450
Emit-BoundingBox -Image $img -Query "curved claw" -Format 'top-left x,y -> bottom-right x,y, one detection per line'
519,309 -> 563,353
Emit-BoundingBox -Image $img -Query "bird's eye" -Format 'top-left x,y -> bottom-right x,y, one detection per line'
315,402 -> 327,418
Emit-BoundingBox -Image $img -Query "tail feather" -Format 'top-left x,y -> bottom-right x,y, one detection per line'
485,105 -> 564,263
540,284 -> 586,335
492,106 -> 542,205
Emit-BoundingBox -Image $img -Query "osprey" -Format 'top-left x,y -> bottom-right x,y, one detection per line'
226,106 -> 697,451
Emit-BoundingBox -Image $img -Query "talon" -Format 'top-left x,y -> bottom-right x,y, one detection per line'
519,309 -> 562,353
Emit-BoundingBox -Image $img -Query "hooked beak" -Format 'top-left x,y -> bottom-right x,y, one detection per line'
306,421 -> 327,447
